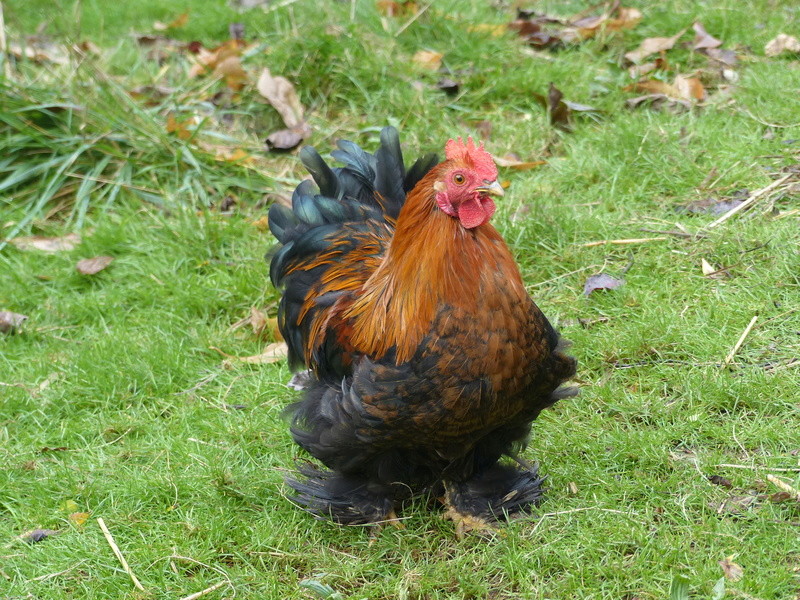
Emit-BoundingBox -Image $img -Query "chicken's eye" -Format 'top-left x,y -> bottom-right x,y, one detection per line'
453,173 -> 466,185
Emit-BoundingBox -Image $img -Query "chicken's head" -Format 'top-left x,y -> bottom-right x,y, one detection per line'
434,137 -> 503,229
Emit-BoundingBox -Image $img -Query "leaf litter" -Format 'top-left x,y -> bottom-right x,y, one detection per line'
0,311 -> 28,334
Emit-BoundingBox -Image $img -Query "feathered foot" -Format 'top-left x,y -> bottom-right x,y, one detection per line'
286,463 -> 397,526
443,463 -> 546,538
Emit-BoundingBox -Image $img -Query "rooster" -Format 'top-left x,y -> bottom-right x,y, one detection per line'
268,127 -> 576,535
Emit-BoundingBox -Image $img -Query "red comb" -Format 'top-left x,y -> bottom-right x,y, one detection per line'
445,136 -> 497,181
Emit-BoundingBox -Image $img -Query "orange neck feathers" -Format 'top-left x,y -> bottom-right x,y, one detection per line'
343,165 -> 526,364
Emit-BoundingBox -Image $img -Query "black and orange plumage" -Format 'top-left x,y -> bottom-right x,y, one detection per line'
268,127 -> 576,532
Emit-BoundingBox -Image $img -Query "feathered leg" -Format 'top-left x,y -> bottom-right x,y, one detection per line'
442,463 -> 546,538
286,463 -> 402,527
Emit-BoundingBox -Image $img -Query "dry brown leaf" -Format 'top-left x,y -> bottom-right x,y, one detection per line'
413,50 -> 443,71
251,216 -> 270,231
673,75 -> 706,101
11,233 -> 80,253
256,68 -> 305,128
7,42 -> 69,65
265,127 -> 308,152
69,512 -> 90,527
624,29 -> 686,63
692,22 -> 722,50
214,55 -> 248,90
154,12 -> 189,31
719,556 -> 744,582
250,307 -> 267,338
188,39 -> 245,78
625,79 -> 680,97
166,113 -> 194,140
76,256 -> 114,275
575,6 -> 642,37
377,0 -> 418,17
212,342 -> 289,368
493,154 -> 547,170
0,311 -> 28,334
764,33 -> 800,57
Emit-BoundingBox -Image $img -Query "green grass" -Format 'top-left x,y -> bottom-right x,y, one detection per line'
2,0 -> 799,598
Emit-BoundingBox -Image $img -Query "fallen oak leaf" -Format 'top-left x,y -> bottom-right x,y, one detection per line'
673,74 -> 706,101
76,256 -> 114,275
10,233 -> 80,253
0,311 -> 28,334
625,93 -> 691,112
624,29 -> 687,63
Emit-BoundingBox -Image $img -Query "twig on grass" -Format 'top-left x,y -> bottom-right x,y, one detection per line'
706,174 -> 793,228
168,555 -> 234,599
179,580 -> 227,600
97,518 -> 145,592
31,560 -> 88,582
766,474 -> 800,502
717,464 -> 800,472
640,228 -> 707,240
722,316 -> 758,368
579,237 -> 667,248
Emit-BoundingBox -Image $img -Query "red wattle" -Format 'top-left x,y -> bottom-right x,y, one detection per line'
457,196 -> 495,229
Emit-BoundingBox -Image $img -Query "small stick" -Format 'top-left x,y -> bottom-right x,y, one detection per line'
766,474 -> 800,501
640,228 -> 707,240
706,174 -> 792,229
717,464 -> 800,472
723,316 -> 758,367
394,1 -> 434,37
579,237 -> 666,247
179,580 -> 227,600
97,518 -> 145,592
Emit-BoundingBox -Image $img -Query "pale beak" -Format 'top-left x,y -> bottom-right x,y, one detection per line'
477,180 -> 505,197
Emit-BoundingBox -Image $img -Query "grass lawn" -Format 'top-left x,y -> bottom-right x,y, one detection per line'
1,0 -> 799,598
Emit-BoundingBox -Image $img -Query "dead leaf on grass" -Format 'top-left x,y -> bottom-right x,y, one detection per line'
20,529 -> 60,544
624,75 -> 705,104
436,78 -> 460,95
707,475 -> 734,488
154,12 -> 189,31
625,94 -> 691,112
719,557 -> 744,582
188,39 -> 247,79
714,493 -> 760,515
533,83 -> 597,131
69,512 -> 90,527
692,22 -> 722,50
764,33 -> 800,58
377,0 -> 418,17
76,256 -> 114,275
624,29 -> 686,63
0,311 -> 28,334
212,342 -> 289,368
214,55 -> 248,90
10,233 -> 80,253
413,50 -> 443,71
583,273 -> 625,296
493,154 -> 547,170
256,70 -> 305,126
